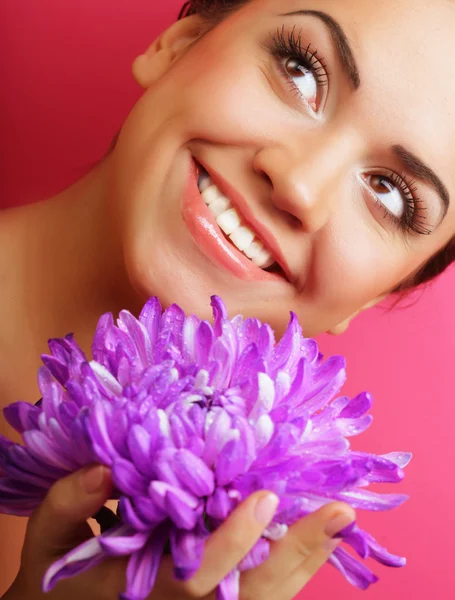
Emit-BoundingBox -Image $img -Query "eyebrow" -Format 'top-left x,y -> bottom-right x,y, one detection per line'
393,145 -> 450,217
280,10 -> 361,90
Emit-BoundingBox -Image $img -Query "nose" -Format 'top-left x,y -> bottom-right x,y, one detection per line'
252,131 -> 360,234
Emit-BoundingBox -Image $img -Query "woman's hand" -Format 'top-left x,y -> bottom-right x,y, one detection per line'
3,466 -> 355,600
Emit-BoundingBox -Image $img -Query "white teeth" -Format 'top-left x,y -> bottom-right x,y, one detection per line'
201,185 -> 222,205
229,226 -> 255,252
208,196 -> 231,217
197,172 -> 277,271
252,248 -> 274,269
216,208 -> 241,236
244,239 -> 263,260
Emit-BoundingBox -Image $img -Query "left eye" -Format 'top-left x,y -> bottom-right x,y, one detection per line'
283,57 -> 319,110
367,174 -> 406,218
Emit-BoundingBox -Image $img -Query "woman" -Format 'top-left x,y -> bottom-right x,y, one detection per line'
2,0 -> 455,597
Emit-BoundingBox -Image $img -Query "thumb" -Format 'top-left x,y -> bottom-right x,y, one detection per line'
26,465 -> 112,555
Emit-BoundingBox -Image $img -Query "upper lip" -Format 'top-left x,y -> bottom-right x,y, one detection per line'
195,158 -> 293,282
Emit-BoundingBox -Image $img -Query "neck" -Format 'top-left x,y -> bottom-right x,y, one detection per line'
0,156 -> 141,372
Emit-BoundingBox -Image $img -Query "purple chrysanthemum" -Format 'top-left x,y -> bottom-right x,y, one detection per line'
0,297 -> 410,599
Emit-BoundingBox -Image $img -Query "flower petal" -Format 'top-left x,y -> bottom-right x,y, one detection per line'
171,526 -> 208,581
329,547 -> 379,590
211,296 -> 228,337
254,414 -> 274,450
3,402 -> 41,434
86,401 -> 118,465
269,313 -> 302,376
337,522 -> 369,558
336,415 -> 373,438
99,529 -> 149,557
112,459 -> 148,496
23,430 -> 76,471
138,297 -> 162,350
262,522 -> 288,542
117,311 -> 153,370
173,449 -> 215,497
364,532 -> 407,567
43,536 -> 105,592
382,452 -> 413,469
165,488 -> 201,530
121,523 -> 168,600
118,497 -> 151,532
134,496 -> 168,525
216,569 -> 240,600
206,487 -> 235,520
336,489 -> 409,511
216,439 -> 248,486
203,408 -> 231,467
249,373 -> 275,421
238,538 -> 270,571
124,426 -> 152,478
89,361 -> 123,396
339,392 -> 373,419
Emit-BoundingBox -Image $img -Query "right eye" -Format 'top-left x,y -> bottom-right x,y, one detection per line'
269,27 -> 329,113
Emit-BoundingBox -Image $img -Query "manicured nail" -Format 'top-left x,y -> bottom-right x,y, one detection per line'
255,493 -> 279,526
81,465 -> 106,494
324,513 -> 356,538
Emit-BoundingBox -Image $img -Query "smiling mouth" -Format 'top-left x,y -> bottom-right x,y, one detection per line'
197,167 -> 281,273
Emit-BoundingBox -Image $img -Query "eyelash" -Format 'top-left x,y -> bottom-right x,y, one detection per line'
266,26 -> 430,237
269,26 -> 329,108
371,171 -> 431,236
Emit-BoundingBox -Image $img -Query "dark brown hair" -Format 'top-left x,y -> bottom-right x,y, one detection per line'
179,0 -> 455,291
178,0 -> 246,20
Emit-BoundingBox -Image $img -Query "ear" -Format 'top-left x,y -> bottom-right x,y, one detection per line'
132,15 -> 206,89
327,295 -> 388,336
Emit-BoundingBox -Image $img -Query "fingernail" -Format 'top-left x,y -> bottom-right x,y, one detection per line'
324,513 -> 356,538
81,465 -> 106,494
255,493 -> 279,526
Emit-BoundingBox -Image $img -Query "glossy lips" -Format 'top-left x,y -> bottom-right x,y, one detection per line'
182,158 -> 286,282
198,172 -> 275,269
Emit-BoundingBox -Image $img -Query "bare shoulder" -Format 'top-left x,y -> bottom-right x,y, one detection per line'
0,363 -> 30,595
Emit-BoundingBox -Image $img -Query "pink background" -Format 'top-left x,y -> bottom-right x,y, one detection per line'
2,0 -> 454,598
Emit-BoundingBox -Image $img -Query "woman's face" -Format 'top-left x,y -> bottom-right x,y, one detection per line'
109,0 -> 455,337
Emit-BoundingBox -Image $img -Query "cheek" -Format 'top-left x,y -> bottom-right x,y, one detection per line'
313,224 -> 410,312
169,49 -> 283,145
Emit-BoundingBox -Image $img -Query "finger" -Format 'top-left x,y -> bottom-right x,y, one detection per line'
163,491 -> 279,598
273,539 -> 342,600
244,502 -> 355,598
26,465 -> 112,556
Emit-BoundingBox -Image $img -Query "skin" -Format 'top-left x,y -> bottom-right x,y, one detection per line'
1,0 -> 455,596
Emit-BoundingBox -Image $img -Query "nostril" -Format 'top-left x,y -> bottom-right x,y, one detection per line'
285,212 -> 302,229
263,172 -> 273,187
256,167 -> 273,188
276,207 -> 301,230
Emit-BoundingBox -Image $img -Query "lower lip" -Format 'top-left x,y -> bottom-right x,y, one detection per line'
181,158 -> 283,282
